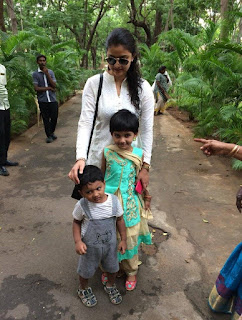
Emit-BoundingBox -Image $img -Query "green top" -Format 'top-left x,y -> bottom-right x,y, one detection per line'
104,146 -> 143,228
154,72 -> 168,95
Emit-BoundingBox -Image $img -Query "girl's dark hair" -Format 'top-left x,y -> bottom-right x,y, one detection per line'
106,28 -> 142,110
110,109 -> 139,134
77,165 -> 104,190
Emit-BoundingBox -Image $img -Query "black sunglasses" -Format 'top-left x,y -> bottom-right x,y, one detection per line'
105,57 -> 130,66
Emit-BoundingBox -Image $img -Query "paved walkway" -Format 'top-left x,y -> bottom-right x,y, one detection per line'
0,93 -> 241,320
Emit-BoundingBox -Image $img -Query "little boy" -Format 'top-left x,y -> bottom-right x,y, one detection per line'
72,165 -> 127,307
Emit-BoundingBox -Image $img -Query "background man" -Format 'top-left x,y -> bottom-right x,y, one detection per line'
33,55 -> 58,143
0,64 -> 19,176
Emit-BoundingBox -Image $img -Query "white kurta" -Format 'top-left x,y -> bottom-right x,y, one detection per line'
76,71 -> 154,168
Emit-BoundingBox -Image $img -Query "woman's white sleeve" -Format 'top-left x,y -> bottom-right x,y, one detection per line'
76,78 -> 96,160
139,81 -> 154,164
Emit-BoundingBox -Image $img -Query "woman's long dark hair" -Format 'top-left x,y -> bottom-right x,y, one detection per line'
105,28 -> 142,110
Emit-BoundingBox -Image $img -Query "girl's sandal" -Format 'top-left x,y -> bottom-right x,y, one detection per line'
77,287 -> 97,307
125,276 -> 137,291
101,272 -> 108,285
104,284 -> 122,305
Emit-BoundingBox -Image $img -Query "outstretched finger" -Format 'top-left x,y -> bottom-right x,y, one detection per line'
194,138 -> 209,144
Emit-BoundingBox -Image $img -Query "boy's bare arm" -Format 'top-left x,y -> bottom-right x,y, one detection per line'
73,219 -> 87,254
116,216 -> 127,254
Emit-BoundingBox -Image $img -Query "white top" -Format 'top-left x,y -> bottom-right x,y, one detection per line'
37,67 -> 51,102
0,64 -> 10,110
72,193 -> 123,237
76,71 -> 154,167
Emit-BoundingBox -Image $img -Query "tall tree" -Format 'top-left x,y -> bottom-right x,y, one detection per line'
45,0 -> 110,68
220,0 -> 229,40
153,7 -> 163,42
6,0 -> 18,34
80,0 -> 110,67
0,0 -> 6,32
164,0 -> 174,31
128,0 -> 152,46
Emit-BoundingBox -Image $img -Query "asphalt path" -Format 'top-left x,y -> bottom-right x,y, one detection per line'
0,93 -> 241,320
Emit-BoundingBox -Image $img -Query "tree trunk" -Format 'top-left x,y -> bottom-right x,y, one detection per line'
220,0 -> 229,18
165,0 -> 174,32
91,46 -> 96,69
153,8 -> 162,43
6,0 -> 18,34
0,0 -> 6,32
128,0 -> 152,47
170,0 -> 174,29
220,0 -> 229,40
82,53 -> 88,69
81,0 -> 108,68
237,17 -> 242,44
82,0 -> 88,48
19,2 -> 23,30
99,53 -> 106,69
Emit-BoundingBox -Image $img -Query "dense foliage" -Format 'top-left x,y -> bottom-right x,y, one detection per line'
0,0 -> 241,167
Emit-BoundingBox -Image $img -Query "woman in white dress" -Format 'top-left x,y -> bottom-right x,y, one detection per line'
69,28 -> 154,190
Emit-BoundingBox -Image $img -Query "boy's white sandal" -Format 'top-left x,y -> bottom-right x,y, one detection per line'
104,284 -> 122,304
77,287 -> 97,307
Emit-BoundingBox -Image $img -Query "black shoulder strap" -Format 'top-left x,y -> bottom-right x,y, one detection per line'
87,73 -> 103,157
71,73 -> 103,201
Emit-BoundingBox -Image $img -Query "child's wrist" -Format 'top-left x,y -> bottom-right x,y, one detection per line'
75,239 -> 83,244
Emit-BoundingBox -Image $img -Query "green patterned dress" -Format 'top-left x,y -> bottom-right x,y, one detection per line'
104,146 -> 152,262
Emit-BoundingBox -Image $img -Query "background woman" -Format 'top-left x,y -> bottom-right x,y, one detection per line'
154,66 -> 170,116
69,28 -> 154,190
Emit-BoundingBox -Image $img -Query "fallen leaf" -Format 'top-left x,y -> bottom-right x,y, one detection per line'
163,232 -> 168,236
185,259 -> 190,263
25,149 -> 29,151
203,219 -> 209,223
152,229 -> 156,233
137,260 -> 142,266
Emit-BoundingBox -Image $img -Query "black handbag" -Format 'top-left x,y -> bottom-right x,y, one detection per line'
71,73 -> 103,200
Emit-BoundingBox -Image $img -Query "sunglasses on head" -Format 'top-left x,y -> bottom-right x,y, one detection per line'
105,57 -> 130,66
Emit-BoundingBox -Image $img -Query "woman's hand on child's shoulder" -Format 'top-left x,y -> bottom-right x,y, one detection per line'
118,240 -> 127,255
75,240 -> 87,255
68,159 -> 86,184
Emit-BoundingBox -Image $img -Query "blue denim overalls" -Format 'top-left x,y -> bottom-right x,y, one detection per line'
77,194 -> 120,279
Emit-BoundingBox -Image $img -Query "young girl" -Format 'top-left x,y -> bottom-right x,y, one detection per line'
101,109 -> 153,291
